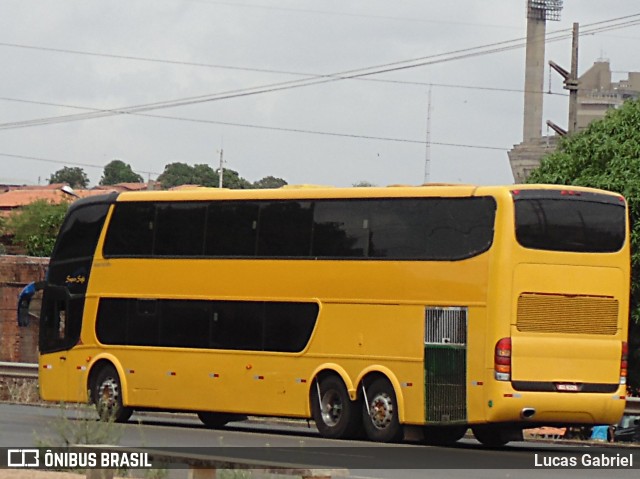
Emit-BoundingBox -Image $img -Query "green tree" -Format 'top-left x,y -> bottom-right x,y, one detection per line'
49,167 -> 89,189
527,98 -> 640,394
221,169 -> 251,189
100,159 -> 143,185
6,200 -> 69,256
192,164 -> 218,187
157,162 -> 255,189
353,181 -> 377,187
253,176 -> 288,189
156,162 -> 196,188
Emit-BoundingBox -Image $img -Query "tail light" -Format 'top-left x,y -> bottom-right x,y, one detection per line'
620,341 -> 628,385
494,337 -> 512,381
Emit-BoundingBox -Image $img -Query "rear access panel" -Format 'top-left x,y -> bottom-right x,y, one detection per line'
424,307 -> 467,423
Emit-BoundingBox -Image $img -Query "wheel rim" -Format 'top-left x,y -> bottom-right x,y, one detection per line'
97,376 -> 119,416
320,389 -> 343,427
368,392 -> 394,430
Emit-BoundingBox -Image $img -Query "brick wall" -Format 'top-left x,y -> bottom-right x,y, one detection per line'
0,256 -> 48,363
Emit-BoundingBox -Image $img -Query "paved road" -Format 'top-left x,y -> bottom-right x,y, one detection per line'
0,403 -> 638,479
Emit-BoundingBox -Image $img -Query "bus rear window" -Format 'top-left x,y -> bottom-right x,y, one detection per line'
514,196 -> 625,253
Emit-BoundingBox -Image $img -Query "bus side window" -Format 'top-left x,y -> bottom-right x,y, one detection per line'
206,202 -> 259,256
257,201 -> 313,257
103,203 -> 155,257
155,203 -> 206,256
312,200 -> 369,257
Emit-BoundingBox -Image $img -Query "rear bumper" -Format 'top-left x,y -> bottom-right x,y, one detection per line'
482,384 -> 626,426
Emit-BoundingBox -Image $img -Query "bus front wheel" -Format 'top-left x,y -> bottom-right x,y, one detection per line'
311,375 -> 360,439
92,365 -> 133,423
361,377 -> 403,443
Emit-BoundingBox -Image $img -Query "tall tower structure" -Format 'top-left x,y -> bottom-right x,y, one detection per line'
522,0 -> 563,141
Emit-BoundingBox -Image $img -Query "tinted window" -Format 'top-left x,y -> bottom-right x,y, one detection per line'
102,197 -> 495,260
206,202 -> 258,256
53,203 -> 111,261
161,301 -> 210,348
515,198 -> 625,252
419,197 -> 495,259
95,298 -> 127,345
264,302 -> 319,352
96,298 -> 318,353
39,287 -> 83,354
313,197 -> 495,260
211,301 -> 264,350
257,202 -> 313,256
103,203 -> 155,256
313,201 -> 370,257
155,203 -> 206,256
129,299 -> 160,346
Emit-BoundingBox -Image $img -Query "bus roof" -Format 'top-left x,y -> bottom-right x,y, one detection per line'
111,183 -> 623,203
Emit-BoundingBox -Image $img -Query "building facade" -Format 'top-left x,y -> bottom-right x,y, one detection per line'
509,60 -> 640,183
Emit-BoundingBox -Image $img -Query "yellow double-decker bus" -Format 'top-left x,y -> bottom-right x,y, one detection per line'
37,184 -> 630,446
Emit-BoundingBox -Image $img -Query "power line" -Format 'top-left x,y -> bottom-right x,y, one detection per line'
0,13 -> 638,131
0,41 -> 570,97
0,96 -> 510,150
0,35 -> 585,130
0,96 -> 509,149
0,40 -> 568,96
183,0 -> 521,29
0,152 -> 160,177
0,124 -> 509,182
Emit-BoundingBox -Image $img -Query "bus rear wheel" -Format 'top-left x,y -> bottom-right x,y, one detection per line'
197,412 -> 246,429
472,425 -> 519,447
92,365 -> 132,423
422,425 -> 468,445
361,377 -> 403,443
311,375 -> 360,439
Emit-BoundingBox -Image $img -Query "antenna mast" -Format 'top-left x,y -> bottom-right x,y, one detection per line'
423,85 -> 432,183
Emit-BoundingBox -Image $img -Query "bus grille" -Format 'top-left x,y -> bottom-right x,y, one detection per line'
425,347 -> 467,422
517,293 -> 618,335
424,307 -> 467,423
425,307 -> 467,345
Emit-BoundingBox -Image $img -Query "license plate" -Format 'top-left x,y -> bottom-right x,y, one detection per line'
557,383 -> 579,392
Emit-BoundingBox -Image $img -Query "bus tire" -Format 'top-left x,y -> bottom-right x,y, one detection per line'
197,412 -> 246,429
471,425 -> 511,447
422,425 -> 468,445
311,375 -> 360,439
92,365 -> 133,423
361,377 -> 403,443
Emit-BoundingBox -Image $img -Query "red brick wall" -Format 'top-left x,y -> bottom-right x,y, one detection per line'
0,256 -> 48,363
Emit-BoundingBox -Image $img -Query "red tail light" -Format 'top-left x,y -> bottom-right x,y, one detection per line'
620,341 -> 628,385
495,337 -> 512,381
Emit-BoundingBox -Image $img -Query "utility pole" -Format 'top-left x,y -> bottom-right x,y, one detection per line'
568,22 -> 579,134
218,148 -> 224,188
423,85 -> 432,184
548,22 -> 579,135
